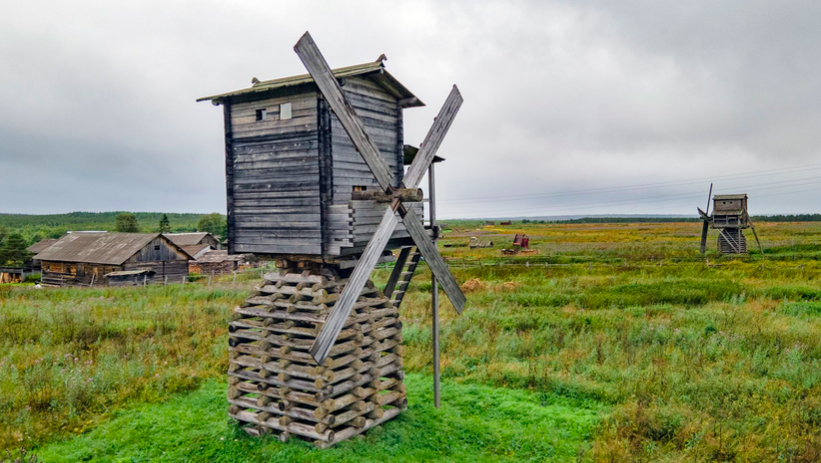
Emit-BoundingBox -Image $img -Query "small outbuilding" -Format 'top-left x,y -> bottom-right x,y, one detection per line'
165,232 -> 222,259
34,232 -> 192,287
190,250 -> 249,275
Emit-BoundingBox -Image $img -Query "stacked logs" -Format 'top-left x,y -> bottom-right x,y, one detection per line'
227,263 -> 407,448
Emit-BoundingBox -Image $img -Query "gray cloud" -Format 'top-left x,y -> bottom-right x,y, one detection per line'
1,0 -> 819,218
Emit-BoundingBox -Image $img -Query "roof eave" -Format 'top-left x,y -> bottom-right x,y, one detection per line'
197,62 -> 424,107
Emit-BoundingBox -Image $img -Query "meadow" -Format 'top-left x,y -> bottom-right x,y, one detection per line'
3,220 -> 821,461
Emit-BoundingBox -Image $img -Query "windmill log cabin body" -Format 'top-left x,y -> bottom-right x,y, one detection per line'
198,32 -> 466,446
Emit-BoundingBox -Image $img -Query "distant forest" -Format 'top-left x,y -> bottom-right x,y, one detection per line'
555,214 -> 821,224
447,214 -> 821,228
0,212 -> 223,245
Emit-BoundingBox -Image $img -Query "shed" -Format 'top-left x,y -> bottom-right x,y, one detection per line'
34,232 -> 192,287
26,238 -> 59,270
105,268 -> 156,287
197,61 -> 425,259
190,250 -> 249,275
165,232 -> 221,249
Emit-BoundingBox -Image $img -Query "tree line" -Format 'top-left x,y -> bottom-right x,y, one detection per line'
0,212 -> 227,266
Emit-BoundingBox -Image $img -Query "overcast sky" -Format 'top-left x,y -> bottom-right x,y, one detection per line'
2,1 -> 820,218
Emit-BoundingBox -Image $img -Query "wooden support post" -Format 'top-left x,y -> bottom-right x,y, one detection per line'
233,271 -> 238,286
143,274 -> 147,287
429,162 -> 440,409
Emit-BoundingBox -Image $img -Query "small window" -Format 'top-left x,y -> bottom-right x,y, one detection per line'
154,245 -> 161,251
353,185 -> 367,192
280,103 -> 292,120
255,109 -> 267,121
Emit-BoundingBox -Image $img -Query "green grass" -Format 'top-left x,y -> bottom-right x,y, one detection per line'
35,374 -> 601,463
8,221 -> 821,462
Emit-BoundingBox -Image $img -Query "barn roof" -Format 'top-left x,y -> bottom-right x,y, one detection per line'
197,61 -> 424,107
165,232 -> 213,246
181,243 -> 212,260
34,232 -> 185,265
195,250 -> 246,263
27,238 -> 58,254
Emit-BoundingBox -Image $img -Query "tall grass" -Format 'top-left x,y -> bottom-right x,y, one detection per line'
0,284 -> 244,450
394,253 -> 821,461
5,220 -> 821,461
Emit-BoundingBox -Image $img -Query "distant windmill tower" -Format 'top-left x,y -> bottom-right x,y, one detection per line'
697,185 -> 763,254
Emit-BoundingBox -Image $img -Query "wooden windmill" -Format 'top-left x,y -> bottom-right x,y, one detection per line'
198,32 -> 466,447
697,185 -> 763,254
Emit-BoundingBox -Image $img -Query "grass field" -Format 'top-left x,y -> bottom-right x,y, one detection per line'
4,221 -> 821,461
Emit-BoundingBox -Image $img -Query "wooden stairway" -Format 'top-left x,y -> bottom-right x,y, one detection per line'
383,246 -> 422,309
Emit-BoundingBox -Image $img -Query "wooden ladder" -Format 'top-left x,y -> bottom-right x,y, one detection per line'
383,246 -> 422,309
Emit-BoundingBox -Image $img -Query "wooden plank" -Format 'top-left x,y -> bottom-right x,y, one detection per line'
224,104 -> 236,252
403,86 -> 463,188
293,32 -> 393,191
310,207 -> 398,364
401,209 -> 465,314
383,247 -> 411,298
233,243 -> 322,254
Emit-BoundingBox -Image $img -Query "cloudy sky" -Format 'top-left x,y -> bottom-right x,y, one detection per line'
2,1 -> 820,219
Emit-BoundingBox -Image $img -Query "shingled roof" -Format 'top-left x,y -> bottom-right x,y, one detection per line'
27,238 -> 59,254
197,61 -> 423,107
33,232 -> 185,265
165,232 -> 214,246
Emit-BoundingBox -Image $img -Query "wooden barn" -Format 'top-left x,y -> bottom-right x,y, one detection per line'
33,232 -> 192,287
165,232 -> 222,259
189,250 -> 249,275
197,60 -> 424,260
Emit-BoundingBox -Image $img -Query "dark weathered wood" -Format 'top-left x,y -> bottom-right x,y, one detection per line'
429,161 -> 441,409
310,207 -> 398,364
700,220 -> 709,255
403,86 -> 463,188
401,210 -> 465,314
224,104 -> 236,252
383,247 -> 411,297
294,32 -> 393,191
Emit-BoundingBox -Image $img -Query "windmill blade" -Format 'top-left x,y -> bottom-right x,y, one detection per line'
705,183 -> 713,216
294,32 -> 393,191
700,220 -> 709,254
401,208 -> 466,314
403,86 -> 464,188
309,207 -> 399,364
697,207 -> 709,220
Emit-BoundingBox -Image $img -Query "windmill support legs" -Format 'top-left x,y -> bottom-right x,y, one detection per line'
429,163 -> 441,409
227,261 -> 407,447
717,229 -> 747,254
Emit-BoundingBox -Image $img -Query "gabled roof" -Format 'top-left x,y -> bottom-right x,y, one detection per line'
181,243 -> 212,260
34,232 -> 180,265
195,250 -> 246,263
714,194 -> 747,200
197,61 -> 423,107
27,238 -> 58,254
165,232 -> 214,246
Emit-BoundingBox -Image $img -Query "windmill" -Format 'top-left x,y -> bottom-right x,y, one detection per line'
199,32 -> 466,447
698,184 -> 763,254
